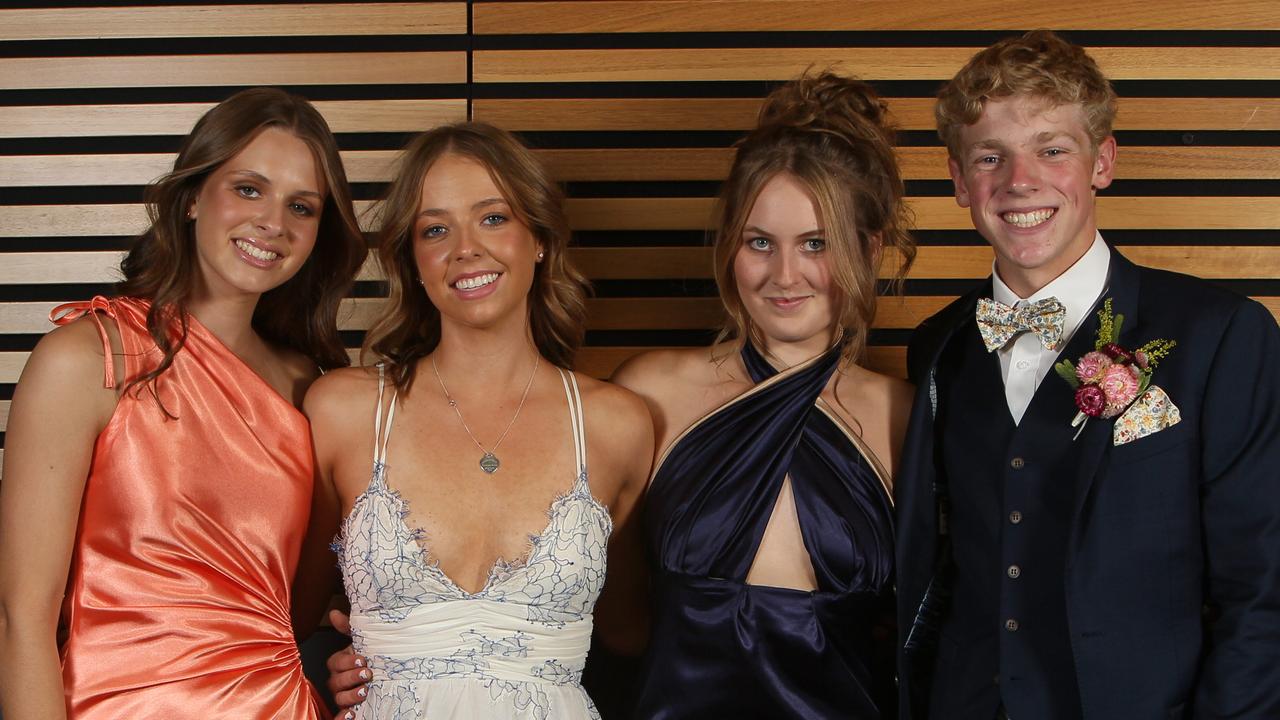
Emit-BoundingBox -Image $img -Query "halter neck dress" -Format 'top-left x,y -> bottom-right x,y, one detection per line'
334,366 -> 610,719
636,342 -> 895,718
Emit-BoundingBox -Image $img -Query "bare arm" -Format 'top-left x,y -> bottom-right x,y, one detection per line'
0,321 -> 116,719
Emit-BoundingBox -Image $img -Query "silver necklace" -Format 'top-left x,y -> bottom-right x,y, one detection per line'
431,353 -> 540,474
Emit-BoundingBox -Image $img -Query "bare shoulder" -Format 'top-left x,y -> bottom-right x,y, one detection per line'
844,365 -> 914,414
24,316 -> 116,390
610,346 -> 724,398
575,372 -> 652,429
304,365 -> 383,424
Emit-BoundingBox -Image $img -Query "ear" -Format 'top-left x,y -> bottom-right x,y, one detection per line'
187,199 -> 198,221
1090,135 -> 1117,191
947,156 -> 971,208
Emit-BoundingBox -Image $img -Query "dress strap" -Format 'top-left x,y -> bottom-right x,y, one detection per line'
372,364 -> 399,467
50,296 -> 117,389
557,368 -> 587,476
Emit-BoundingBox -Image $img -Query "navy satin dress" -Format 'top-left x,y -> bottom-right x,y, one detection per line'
635,343 -> 895,719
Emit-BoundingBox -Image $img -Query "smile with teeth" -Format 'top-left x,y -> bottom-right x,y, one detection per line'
454,272 -> 500,290
235,239 -> 280,261
1002,208 -> 1055,228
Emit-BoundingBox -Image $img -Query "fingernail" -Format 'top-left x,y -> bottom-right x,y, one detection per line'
359,669 -> 370,680
354,657 -> 364,668
357,687 -> 367,698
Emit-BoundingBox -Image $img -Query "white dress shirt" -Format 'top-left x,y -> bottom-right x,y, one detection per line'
991,233 -> 1111,424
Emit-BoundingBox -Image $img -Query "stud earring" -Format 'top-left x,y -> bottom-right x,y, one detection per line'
536,251 -> 545,261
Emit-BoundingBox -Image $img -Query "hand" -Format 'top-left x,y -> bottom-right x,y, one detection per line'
326,609 -> 371,715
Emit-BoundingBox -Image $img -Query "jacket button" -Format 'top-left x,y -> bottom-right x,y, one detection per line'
1005,618 -> 1020,632
1010,457 -> 1025,469
1009,510 -> 1023,524
1007,564 -> 1021,579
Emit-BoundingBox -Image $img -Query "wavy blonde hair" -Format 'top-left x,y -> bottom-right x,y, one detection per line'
714,70 -> 916,367
363,122 -> 588,392
936,29 -> 1117,159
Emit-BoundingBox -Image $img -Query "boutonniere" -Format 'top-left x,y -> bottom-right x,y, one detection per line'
1053,299 -> 1176,439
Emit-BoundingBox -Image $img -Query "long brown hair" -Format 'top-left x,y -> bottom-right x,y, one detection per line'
363,122 -> 588,392
714,71 -> 916,366
118,87 -> 365,398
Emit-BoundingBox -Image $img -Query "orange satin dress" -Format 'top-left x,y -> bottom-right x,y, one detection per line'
51,296 -> 329,719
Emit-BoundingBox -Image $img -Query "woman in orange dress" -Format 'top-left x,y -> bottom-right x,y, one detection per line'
0,87 -> 366,718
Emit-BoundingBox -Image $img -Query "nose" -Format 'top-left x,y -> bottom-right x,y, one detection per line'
773,249 -> 799,288
1004,154 -> 1040,195
452,224 -> 482,261
254,201 -> 285,238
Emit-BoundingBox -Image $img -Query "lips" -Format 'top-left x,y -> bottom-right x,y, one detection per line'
452,272 -> 500,291
1001,208 -> 1056,228
767,295 -> 810,309
233,238 -> 282,264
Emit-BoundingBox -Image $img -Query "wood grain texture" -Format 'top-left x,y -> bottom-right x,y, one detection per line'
474,1 -> 1280,33
474,48 -> 1280,83
0,151 -> 404,187
0,3 -> 466,40
475,97 -> 1280,132
0,100 -> 467,139
1,52 -> 467,90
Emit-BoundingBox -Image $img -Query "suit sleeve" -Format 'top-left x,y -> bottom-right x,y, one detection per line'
1194,298 -> 1280,717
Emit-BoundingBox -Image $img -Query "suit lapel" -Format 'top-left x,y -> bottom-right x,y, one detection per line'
1068,248 -> 1144,527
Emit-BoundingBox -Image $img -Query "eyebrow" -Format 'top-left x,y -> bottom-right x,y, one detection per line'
418,197 -> 508,218
743,225 -> 823,237
228,169 -> 323,199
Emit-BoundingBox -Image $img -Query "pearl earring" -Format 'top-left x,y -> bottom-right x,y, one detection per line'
537,251 -> 545,261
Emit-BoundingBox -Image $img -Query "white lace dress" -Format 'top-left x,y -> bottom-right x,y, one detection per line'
334,367 -> 610,720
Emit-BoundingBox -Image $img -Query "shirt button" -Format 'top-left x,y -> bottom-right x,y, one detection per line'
1009,510 -> 1023,524
1007,564 -> 1021,579
1016,360 -> 1031,370
1006,618 -> 1020,632
1010,457 -> 1025,469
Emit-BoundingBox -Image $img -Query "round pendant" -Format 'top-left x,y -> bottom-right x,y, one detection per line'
479,452 -> 500,474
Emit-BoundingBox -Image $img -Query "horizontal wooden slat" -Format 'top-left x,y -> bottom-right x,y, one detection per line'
474,97 -> 1280,132
1,52 -> 467,90
5,244 -> 1279,287
475,48 -> 1280,83
1,3 -> 466,40
0,100 -> 467,140
0,200 -> 380,237
7,145 -> 1277,187
474,1 -> 1280,33
0,400 -> 8,432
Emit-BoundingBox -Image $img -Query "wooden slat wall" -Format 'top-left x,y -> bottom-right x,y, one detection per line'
2,1 -> 1279,464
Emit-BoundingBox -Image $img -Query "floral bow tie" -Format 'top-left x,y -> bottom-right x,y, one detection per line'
976,296 -> 1067,352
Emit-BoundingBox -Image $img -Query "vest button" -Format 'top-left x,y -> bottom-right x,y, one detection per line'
1006,618 -> 1020,632
1010,457 -> 1025,469
1007,564 -> 1021,578
1009,510 -> 1023,524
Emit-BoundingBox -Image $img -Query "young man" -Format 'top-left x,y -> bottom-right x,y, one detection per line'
896,30 -> 1280,719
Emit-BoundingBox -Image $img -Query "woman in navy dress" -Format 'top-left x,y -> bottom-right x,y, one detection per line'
611,71 -> 916,718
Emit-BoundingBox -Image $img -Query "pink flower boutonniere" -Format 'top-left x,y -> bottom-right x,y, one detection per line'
1054,299 -> 1176,437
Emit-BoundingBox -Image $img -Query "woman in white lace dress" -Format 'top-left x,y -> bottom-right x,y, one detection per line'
297,123 -> 653,719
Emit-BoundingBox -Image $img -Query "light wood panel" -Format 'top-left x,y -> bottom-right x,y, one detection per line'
474,97 -> 1280,132
1,52 -> 467,90
1,3 -> 466,40
474,48 -> 1280,84
6,245 -> 1279,286
0,150 -> 403,187
474,1 -> 1280,33
0,200 -> 380,237
0,100 -> 467,139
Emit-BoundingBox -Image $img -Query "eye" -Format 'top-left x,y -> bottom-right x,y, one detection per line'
420,223 -> 448,240
234,184 -> 262,198
745,236 -> 772,251
481,213 -> 507,227
1043,147 -> 1066,158
977,154 -> 1001,167
289,201 -> 316,217
802,238 -> 826,252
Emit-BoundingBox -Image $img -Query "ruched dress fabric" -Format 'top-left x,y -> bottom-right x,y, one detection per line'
334,366 -> 610,720
51,297 -> 328,719
635,343 -> 895,719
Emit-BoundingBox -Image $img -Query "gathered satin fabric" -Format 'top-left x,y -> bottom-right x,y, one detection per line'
636,343 -> 895,719
52,297 -> 327,719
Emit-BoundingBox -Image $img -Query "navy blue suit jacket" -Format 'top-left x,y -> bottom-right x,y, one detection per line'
895,247 -> 1280,719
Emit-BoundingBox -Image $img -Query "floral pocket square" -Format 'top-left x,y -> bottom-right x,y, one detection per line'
1113,385 -> 1181,446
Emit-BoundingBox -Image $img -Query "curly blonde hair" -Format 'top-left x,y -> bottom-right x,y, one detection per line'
936,29 -> 1117,159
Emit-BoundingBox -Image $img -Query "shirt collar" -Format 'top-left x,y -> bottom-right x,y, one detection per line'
991,232 -> 1111,337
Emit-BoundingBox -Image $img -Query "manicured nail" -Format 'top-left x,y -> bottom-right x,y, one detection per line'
357,687 -> 367,698
359,669 -> 370,680
354,657 -> 364,668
